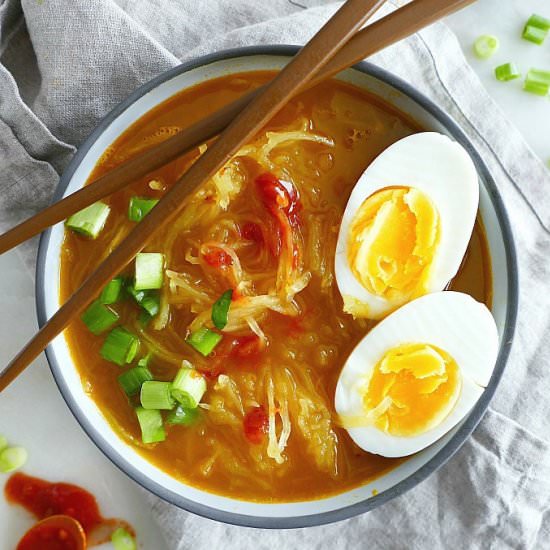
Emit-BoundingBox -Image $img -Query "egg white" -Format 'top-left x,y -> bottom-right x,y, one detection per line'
334,291 -> 499,457
335,132 -> 479,319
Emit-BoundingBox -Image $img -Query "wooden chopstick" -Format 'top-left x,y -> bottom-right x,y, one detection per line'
0,0 -> 475,256
0,0 -> 385,391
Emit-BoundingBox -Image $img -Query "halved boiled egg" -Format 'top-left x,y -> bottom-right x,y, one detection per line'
335,132 -> 479,320
335,291 -> 498,457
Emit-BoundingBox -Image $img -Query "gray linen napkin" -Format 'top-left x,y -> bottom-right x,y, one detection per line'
2,1 -> 550,548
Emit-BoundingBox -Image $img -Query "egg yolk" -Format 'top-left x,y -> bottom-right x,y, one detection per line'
345,187 -> 440,316
361,343 -> 461,437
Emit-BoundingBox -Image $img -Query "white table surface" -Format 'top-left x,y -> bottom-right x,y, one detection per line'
0,1 -> 547,548
447,0 -> 550,164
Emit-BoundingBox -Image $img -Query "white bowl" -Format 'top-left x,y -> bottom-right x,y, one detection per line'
36,46 -> 518,528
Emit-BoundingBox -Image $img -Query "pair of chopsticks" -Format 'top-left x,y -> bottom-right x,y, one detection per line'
0,0 -> 476,392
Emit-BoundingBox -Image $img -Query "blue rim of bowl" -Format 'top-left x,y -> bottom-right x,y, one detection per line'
36,45 -> 519,529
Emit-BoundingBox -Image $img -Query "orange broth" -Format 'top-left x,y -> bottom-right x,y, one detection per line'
60,71 -> 492,502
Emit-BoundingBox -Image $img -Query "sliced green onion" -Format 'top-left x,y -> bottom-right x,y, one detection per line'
135,407 -> 165,443
522,25 -> 547,45
166,405 -> 200,426
138,310 -> 152,327
140,381 -> 175,410
111,527 -> 137,550
141,294 -> 160,317
125,279 -> 159,319
135,253 -> 164,290
66,202 -> 110,239
494,62 -> 521,82
125,279 -> 147,304
101,327 -> 140,366
128,197 -> 159,222
0,435 -> 8,452
100,277 -> 124,304
81,300 -> 119,335
118,366 -> 153,397
138,353 -> 153,368
171,367 -> 206,408
211,289 -> 233,330
523,80 -> 549,95
526,13 -> 550,31
0,446 -> 28,473
524,69 -> 550,96
526,68 -> 550,85
473,34 -> 499,59
186,327 -> 222,356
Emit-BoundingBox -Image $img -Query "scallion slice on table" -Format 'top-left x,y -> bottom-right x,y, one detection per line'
494,62 -> 521,82
135,253 -> 165,290
186,327 -> 222,356
100,277 -> 124,304
166,405 -> 200,426
523,69 -> 550,96
526,68 -> 550,85
101,327 -> 140,366
118,366 -> 153,397
140,381 -> 175,410
81,300 -> 119,335
111,527 -> 137,550
524,80 -> 549,96
522,25 -> 547,45
211,289 -> 233,330
171,367 -> 206,408
135,407 -> 165,444
522,14 -> 550,44
0,446 -> 28,473
473,34 -> 499,59
128,197 -> 159,222
66,202 -> 110,238
526,13 -> 550,31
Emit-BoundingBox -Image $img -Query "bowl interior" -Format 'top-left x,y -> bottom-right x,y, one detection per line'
37,48 -> 516,528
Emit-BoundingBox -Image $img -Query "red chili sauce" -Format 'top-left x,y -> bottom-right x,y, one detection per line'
16,522 -> 81,550
5,472 -> 134,549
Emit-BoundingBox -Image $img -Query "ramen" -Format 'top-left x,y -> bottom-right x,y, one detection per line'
60,71 -> 491,502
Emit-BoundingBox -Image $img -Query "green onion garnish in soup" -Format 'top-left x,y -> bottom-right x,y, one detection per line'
211,289 -> 233,329
140,381 -> 176,410
140,293 -> 160,317
171,363 -> 206,408
186,327 -> 222,356
135,407 -> 165,444
66,201 -> 110,239
81,299 -> 119,335
100,327 -> 140,366
128,196 -> 159,222
166,405 -> 200,426
100,276 -> 124,304
134,252 -> 165,290
118,366 -> 153,397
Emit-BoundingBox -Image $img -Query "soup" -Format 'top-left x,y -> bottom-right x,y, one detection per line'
60,71 -> 492,502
